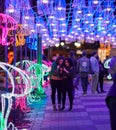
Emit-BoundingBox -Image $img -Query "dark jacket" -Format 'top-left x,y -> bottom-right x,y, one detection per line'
63,66 -> 75,79
77,56 -> 91,78
50,62 -> 63,79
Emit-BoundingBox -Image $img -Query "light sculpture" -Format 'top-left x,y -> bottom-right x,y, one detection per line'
8,24 -> 30,46
15,60 -> 49,103
27,35 -> 38,50
0,13 -> 17,46
7,51 -> 14,64
104,58 -> 112,80
0,112 -> 4,130
0,62 -> 32,130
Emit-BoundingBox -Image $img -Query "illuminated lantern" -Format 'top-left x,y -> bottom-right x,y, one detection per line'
8,24 -> 30,46
0,13 -> 17,45
7,51 -> 14,64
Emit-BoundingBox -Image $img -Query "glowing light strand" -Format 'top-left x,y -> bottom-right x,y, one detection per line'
0,13 -> 18,46
0,62 -> 32,130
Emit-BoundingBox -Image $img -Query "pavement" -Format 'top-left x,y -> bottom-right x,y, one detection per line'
17,80 -> 112,130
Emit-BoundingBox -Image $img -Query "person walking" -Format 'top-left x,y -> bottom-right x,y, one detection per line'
77,51 -> 91,96
61,58 -> 75,111
97,59 -> 105,93
69,51 -> 78,96
50,56 -> 64,111
90,52 -> 99,94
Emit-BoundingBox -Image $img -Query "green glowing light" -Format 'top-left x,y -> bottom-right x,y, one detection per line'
0,112 -> 5,130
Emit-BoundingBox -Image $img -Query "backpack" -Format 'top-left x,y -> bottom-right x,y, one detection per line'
79,58 -> 90,73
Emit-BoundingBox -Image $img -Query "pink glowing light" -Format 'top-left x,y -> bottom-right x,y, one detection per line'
0,13 -> 17,46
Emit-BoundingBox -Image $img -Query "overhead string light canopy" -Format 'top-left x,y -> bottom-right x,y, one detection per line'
4,0 -> 116,47
36,0 -> 116,47
5,0 -> 35,33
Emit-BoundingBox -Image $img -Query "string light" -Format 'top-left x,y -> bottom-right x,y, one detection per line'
104,58 -> 112,80
0,13 -> 18,46
0,62 -> 32,130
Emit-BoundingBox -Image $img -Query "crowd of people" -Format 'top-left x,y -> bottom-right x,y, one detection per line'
47,50 -> 116,130
49,50 -> 107,111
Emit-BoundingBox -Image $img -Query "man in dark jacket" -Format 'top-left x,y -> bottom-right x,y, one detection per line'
77,51 -> 91,95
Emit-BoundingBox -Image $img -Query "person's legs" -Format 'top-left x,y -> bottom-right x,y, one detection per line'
68,88 -> 73,111
92,73 -> 99,93
107,97 -> 116,130
61,90 -> 66,110
73,75 -> 79,90
99,77 -> 104,92
61,79 -> 66,110
50,79 -> 57,110
67,79 -> 74,110
84,77 -> 88,93
96,83 -> 100,93
57,80 -> 63,110
81,77 -> 88,95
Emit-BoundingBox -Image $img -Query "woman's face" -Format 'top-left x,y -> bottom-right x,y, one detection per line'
65,60 -> 69,66
59,59 -> 64,65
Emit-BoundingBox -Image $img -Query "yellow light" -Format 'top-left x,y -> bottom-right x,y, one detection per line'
8,5 -> 14,13
76,50 -> 82,54
8,24 -> 30,46
60,42 -> 64,46
74,42 -> 81,47
55,43 -> 60,47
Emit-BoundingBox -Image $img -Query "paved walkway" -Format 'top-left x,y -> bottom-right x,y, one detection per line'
18,81 -> 112,130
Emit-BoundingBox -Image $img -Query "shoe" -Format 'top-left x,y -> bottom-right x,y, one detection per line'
92,91 -> 98,94
97,90 -> 100,93
68,107 -> 72,111
101,90 -> 106,93
53,105 -> 57,111
61,107 -> 65,111
58,104 -> 61,110
83,93 -> 86,96
83,92 -> 87,96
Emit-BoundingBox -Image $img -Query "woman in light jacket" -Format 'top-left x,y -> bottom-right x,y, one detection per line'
50,56 -> 64,111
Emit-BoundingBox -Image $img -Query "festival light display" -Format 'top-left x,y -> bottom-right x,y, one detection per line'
35,0 -> 116,47
0,1 -> 115,129
0,62 -> 32,130
14,60 -> 50,103
8,24 -> 30,46
3,0 -> 116,48
7,51 -> 14,64
0,13 -> 17,46
98,43 -> 111,63
104,58 -> 112,80
0,112 -> 4,130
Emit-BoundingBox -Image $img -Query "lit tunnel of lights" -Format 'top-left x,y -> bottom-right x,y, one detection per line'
0,0 -> 115,129
2,0 -> 116,49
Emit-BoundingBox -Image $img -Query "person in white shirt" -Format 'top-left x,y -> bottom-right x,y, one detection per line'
90,52 -> 99,94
